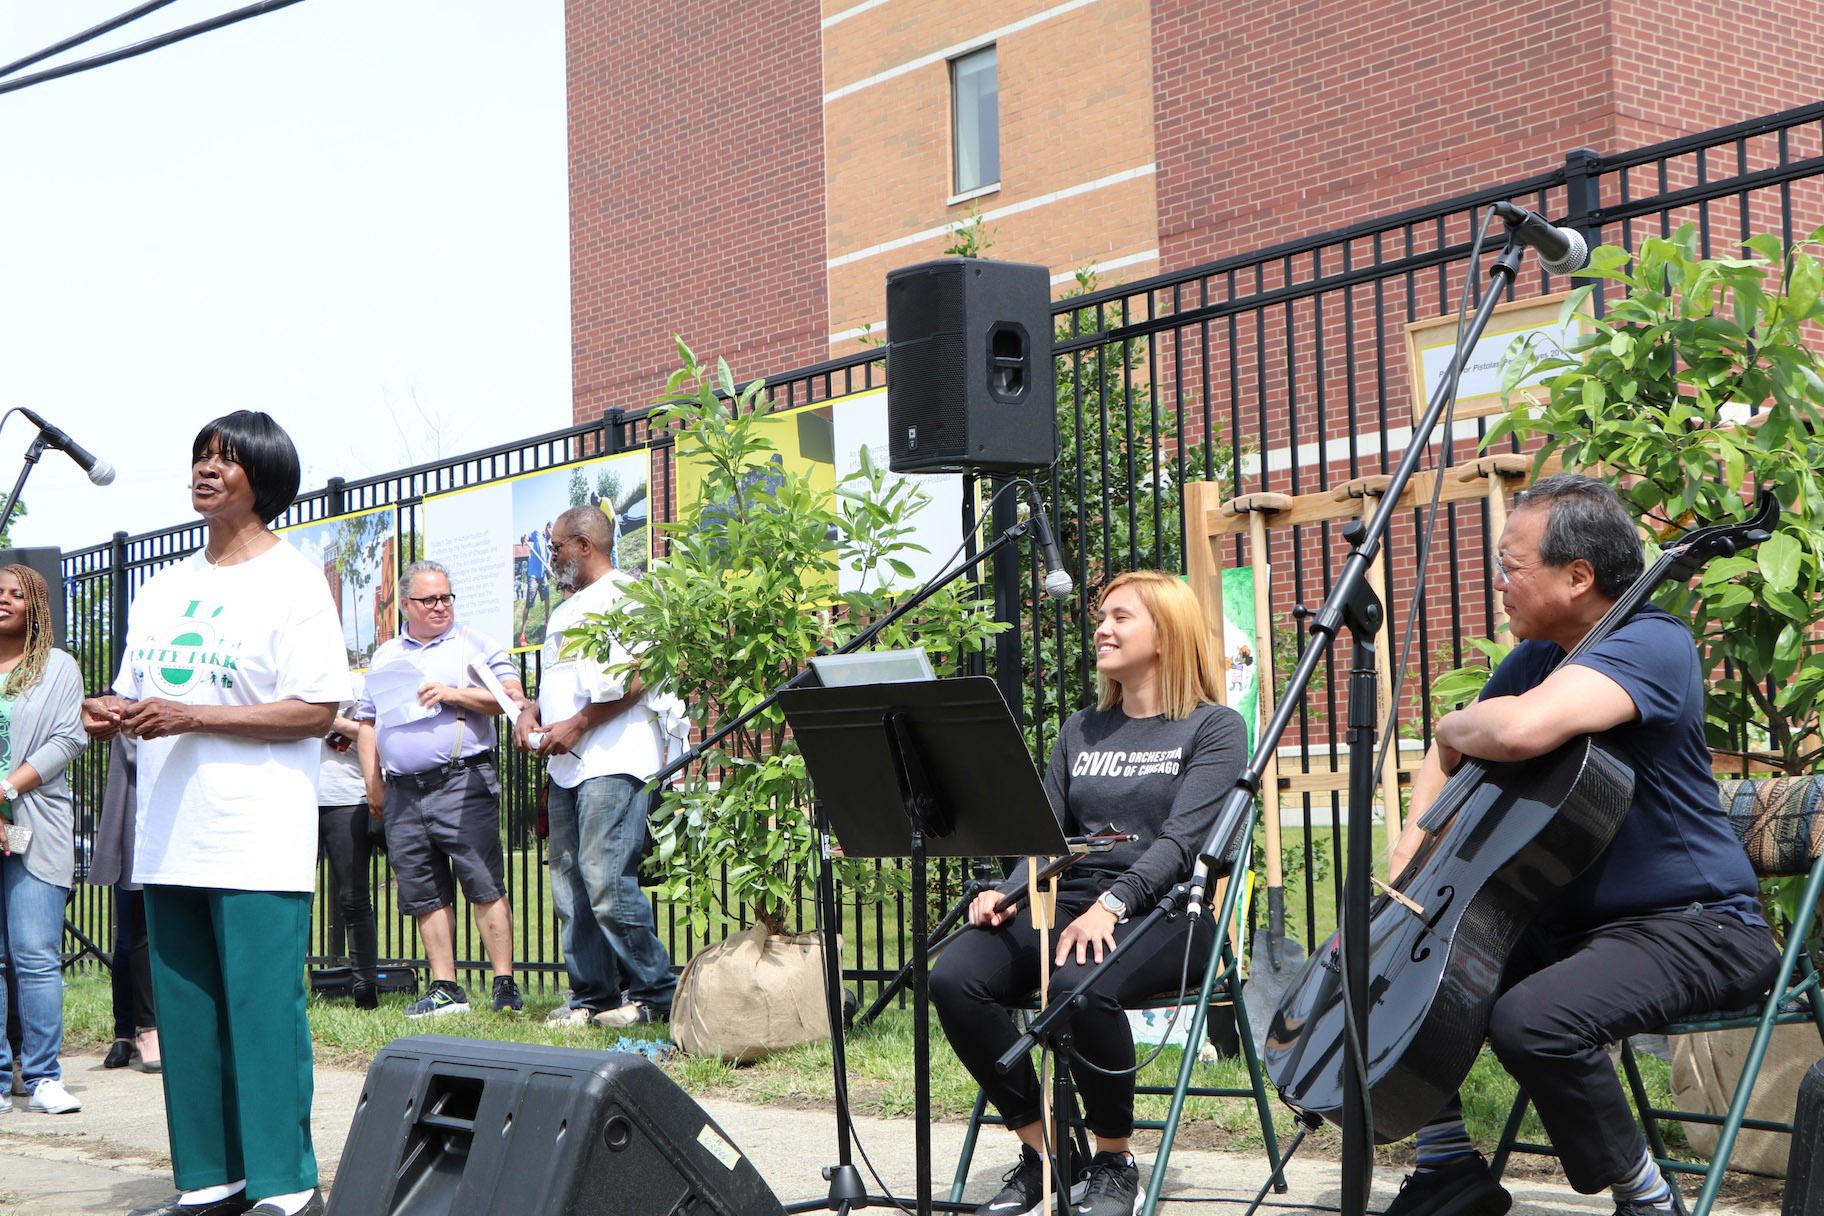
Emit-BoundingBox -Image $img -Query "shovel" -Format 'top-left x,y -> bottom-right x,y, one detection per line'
1237,507 -> 1306,1054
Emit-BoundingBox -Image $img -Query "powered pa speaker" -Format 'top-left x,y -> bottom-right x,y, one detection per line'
1786,1058 -> 1824,1216
0,548 -> 63,645
326,1035 -> 784,1216
886,257 -> 1056,473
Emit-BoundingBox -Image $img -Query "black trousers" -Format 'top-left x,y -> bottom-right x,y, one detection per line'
317,803 -> 378,986
110,885 -> 156,1038
1481,906 -> 1778,1193
929,885 -> 1215,1140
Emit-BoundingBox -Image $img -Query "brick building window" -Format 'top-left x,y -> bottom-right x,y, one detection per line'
950,45 -> 999,196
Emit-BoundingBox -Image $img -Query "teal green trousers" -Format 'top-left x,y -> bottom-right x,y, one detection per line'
143,886 -> 317,1199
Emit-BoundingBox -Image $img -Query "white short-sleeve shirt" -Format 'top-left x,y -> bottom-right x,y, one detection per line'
114,541 -> 354,892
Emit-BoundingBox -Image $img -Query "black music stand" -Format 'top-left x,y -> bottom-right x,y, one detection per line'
780,676 -> 1068,1216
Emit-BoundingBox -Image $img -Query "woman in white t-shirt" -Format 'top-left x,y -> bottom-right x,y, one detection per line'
83,411 -> 351,1216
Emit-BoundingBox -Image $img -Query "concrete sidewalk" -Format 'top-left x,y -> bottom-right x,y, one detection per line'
0,1051 -> 1784,1214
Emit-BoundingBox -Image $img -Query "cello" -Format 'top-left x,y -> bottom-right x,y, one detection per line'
1263,490 -> 1780,1142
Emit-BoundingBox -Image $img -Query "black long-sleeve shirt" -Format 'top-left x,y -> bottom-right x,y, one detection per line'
1034,700 -> 1247,913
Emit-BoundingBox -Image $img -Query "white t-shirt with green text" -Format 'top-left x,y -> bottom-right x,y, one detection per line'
114,542 -> 353,892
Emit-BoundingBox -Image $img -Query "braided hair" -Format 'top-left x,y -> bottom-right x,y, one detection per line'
0,564 -> 54,698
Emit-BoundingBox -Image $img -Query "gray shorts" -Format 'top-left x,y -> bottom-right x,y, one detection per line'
382,759 -> 507,916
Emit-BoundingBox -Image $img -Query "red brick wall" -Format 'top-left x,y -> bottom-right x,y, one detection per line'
1151,0 -> 1619,270
567,0 -> 828,423
1152,0 -> 1824,272
1609,0 -> 1824,147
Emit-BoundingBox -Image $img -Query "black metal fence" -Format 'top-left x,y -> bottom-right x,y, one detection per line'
62,99 -> 1824,997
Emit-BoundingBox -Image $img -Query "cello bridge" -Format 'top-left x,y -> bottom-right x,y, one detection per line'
1371,877 -> 1425,920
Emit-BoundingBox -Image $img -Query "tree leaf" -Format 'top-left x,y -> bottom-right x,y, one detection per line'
1758,531 -> 1801,592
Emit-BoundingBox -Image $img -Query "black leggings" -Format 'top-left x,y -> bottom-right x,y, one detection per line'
929,887 -> 1215,1140
110,885 -> 156,1038
318,803 -> 378,985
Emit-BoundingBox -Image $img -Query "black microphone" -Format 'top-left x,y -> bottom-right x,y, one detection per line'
1492,201 -> 1589,275
17,408 -> 114,485
1023,484 -> 1073,601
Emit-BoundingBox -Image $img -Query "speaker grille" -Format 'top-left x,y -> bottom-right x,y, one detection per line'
887,333 -> 968,469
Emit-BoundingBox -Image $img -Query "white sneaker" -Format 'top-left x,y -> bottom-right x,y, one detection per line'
26,1078 -> 81,1114
0,1092 -> 12,1113
545,1003 -> 596,1026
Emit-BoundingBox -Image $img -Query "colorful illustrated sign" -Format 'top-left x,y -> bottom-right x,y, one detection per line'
674,389 -> 966,596
1222,565 -> 1259,753
277,504 -> 399,671
422,451 -> 650,653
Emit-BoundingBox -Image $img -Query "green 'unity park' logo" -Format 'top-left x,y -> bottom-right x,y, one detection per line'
132,600 -> 242,698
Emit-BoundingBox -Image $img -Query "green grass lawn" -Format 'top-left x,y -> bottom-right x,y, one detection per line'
58,971 -> 1688,1165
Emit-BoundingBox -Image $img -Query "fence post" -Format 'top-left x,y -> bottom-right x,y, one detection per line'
1563,145 -> 1602,247
109,530 -> 129,674
602,407 -> 626,455
326,476 -> 346,517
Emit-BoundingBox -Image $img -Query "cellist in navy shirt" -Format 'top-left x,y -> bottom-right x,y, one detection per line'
1382,475 -> 1778,1216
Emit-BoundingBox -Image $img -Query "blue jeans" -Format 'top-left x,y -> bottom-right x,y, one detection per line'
0,859 -> 69,1084
547,775 -> 676,1010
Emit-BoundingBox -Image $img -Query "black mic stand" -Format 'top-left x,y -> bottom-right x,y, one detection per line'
0,431 -> 108,972
999,230 -> 1534,1216
666,497 -> 1041,1216
0,432 -> 50,538
1188,234 -> 1531,1216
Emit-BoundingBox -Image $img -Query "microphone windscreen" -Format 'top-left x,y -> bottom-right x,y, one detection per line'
89,461 -> 116,487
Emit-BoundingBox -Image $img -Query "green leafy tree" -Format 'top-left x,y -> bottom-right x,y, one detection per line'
1028,269 -> 1237,754
566,339 -> 1007,935
1486,224 -> 1824,772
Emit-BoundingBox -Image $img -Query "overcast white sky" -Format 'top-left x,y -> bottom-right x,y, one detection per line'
0,1 -> 569,553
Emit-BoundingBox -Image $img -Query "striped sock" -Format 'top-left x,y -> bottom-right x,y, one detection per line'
1414,1098 -> 1475,1172
1612,1144 -> 1674,1211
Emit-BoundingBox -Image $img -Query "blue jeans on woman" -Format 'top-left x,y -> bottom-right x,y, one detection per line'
0,859 -> 69,1084
546,775 -> 676,1012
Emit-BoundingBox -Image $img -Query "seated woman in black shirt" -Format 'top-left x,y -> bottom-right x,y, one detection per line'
930,570 -> 1247,1216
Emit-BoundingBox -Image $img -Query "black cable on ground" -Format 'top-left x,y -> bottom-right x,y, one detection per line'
0,0 -> 310,99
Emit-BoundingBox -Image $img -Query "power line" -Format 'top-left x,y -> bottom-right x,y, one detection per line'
0,2 -> 185,81
0,0 -> 311,99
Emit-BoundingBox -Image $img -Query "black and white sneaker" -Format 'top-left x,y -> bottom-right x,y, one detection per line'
491,975 -> 524,1014
977,1146 -> 1045,1216
405,980 -> 471,1019
1073,1150 -> 1142,1216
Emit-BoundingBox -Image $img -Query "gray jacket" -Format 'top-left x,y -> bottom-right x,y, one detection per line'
5,649 -> 88,888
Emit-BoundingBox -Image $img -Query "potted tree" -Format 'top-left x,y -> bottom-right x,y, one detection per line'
567,340 -> 1006,1061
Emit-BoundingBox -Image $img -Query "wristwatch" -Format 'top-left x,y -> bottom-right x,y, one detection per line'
0,779 -> 18,802
1097,890 -> 1127,918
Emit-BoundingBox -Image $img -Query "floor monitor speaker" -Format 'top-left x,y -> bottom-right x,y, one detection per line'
1787,1058 -> 1824,1216
326,1035 -> 784,1216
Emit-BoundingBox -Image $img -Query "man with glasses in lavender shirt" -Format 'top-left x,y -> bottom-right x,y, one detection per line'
354,560 -> 527,1018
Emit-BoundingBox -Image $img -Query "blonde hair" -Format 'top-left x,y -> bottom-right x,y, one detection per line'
0,564 -> 54,698
1095,570 -> 1224,720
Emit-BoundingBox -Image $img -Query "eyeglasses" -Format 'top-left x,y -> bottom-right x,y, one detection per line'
550,534 -> 580,552
407,593 -> 456,607
1493,553 -> 1541,581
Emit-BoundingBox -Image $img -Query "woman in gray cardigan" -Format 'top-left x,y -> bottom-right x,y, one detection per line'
0,563 -> 89,1115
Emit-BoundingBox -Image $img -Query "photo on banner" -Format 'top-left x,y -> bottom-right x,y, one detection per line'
276,504 -> 399,671
673,390 -> 965,596
422,451 -> 651,653
1221,565 -> 1260,753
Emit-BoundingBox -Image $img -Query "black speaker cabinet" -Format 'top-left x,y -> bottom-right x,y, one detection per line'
0,548 -> 64,645
1786,1058 -> 1824,1216
327,1035 -> 784,1216
886,257 -> 1056,473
